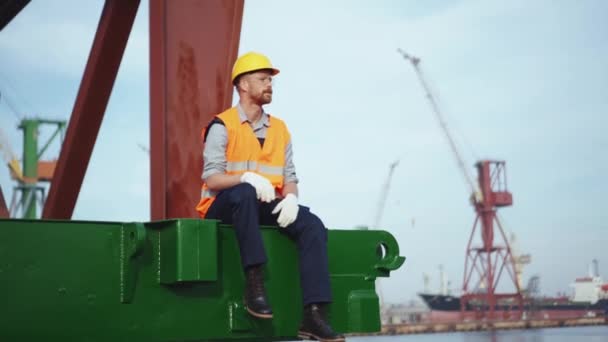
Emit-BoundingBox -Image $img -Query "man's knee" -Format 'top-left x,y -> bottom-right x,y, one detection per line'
228,183 -> 258,204
302,211 -> 327,240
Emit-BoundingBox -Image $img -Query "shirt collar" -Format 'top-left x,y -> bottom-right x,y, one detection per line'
237,104 -> 271,127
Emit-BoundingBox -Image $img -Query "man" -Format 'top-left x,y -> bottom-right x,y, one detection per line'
196,52 -> 344,342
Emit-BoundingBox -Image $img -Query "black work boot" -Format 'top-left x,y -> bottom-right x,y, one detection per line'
244,265 -> 273,319
298,303 -> 345,342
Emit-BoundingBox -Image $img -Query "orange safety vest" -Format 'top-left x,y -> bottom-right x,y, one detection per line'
195,107 -> 290,218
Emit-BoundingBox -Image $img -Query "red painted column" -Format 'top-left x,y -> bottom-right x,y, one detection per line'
0,187 -> 9,218
149,0 -> 244,220
42,0 -> 140,219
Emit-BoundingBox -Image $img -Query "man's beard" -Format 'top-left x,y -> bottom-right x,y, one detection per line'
257,91 -> 272,105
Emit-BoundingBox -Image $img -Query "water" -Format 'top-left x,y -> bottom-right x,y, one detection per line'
347,326 -> 608,342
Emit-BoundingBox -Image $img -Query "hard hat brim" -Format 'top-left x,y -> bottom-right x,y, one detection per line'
232,67 -> 280,84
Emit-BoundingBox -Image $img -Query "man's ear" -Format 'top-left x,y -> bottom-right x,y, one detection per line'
238,77 -> 249,93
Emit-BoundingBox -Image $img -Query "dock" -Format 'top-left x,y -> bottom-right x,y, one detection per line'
373,317 -> 608,335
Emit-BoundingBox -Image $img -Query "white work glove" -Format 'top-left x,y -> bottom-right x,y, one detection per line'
272,193 -> 299,228
240,172 -> 275,203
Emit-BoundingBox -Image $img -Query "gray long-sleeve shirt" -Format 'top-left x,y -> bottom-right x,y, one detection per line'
202,105 -> 299,184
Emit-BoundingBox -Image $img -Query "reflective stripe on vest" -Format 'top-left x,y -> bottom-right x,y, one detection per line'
201,188 -> 217,199
226,160 -> 284,175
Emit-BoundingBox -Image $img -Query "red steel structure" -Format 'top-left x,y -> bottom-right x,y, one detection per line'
0,0 -> 244,219
461,160 -> 523,320
149,0 -> 243,220
0,0 -> 31,217
0,0 -> 30,31
0,188 -> 8,218
42,0 -> 141,219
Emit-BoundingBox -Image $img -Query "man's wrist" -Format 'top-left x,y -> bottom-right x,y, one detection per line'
284,193 -> 297,201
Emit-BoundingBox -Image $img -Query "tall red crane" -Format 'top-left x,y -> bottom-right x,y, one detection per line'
398,49 -> 523,319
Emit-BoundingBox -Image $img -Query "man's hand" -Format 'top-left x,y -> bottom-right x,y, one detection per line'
272,193 -> 299,227
240,172 -> 275,203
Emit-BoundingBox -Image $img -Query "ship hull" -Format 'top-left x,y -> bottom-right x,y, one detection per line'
419,293 -> 608,321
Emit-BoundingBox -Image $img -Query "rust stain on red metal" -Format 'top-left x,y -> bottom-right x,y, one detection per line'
150,0 -> 244,220
42,0 -> 140,219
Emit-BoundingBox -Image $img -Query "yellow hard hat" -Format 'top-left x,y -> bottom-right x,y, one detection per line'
231,52 -> 280,83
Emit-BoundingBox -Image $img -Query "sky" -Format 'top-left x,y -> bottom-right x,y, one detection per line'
0,0 -> 607,305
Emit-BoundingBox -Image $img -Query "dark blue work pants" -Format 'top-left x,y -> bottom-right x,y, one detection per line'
206,183 -> 331,305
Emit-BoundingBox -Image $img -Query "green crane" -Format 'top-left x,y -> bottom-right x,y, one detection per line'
8,118 -> 65,218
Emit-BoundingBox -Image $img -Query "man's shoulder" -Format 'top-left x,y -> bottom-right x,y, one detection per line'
215,107 -> 241,127
217,106 -> 239,118
267,113 -> 288,127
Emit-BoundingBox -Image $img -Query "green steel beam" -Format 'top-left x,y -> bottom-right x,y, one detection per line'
18,119 -> 39,218
37,121 -> 65,159
0,218 -> 405,341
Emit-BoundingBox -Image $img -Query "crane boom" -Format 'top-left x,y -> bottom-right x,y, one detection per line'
372,159 -> 399,322
373,160 -> 399,229
397,49 -> 480,202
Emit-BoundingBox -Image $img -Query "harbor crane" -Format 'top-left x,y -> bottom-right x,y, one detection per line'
398,49 -> 523,319
0,118 -> 65,219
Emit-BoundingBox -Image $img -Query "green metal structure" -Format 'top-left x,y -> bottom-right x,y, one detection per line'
0,218 -> 404,341
12,118 -> 65,219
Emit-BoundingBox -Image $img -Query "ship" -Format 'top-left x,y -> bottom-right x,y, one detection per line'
419,261 -> 608,321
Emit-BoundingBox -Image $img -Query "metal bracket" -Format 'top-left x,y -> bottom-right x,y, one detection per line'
120,222 -> 146,303
366,232 -> 405,281
228,301 -> 252,332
